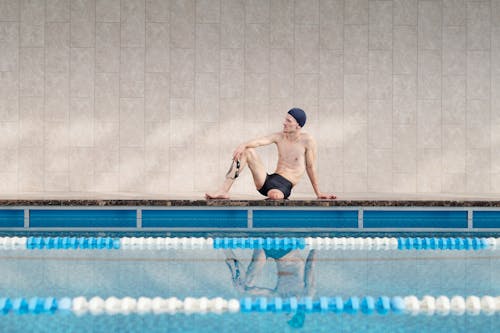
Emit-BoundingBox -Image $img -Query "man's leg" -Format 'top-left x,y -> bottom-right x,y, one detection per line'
224,249 -> 267,292
244,249 -> 267,288
223,249 -> 245,291
267,189 -> 285,200
205,148 -> 267,199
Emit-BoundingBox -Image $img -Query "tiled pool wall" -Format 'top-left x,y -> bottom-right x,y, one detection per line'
2,0 -> 500,197
1,205 -> 500,231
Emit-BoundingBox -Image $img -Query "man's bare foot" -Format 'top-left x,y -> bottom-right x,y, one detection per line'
205,191 -> 230,199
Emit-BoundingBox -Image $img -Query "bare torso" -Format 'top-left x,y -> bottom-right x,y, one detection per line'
205,116 -> 338,200
274,132 -> 310,185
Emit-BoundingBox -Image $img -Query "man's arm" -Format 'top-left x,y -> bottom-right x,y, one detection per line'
304,250 -> 316,297
305,136 -> 337,199
224,249 -> 275,295
233,133 -> 279,161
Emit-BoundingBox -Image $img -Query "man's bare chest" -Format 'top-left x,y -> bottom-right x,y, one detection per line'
276,141 -> 305,163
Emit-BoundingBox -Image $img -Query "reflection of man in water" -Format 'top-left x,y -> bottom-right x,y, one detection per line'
224,248 -> 316,328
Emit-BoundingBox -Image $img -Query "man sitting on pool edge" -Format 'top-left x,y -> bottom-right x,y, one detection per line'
205,108 -> 337,200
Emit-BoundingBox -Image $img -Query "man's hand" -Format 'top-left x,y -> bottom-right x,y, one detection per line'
316,193 -> 337,200
232,145 -> 246,161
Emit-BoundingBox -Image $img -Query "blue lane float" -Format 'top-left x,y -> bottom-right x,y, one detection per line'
397,237 -> 489,250
390,297 -> 405,314
344,297 -> 360,314
26,237 -> 120,250
58,298 -> 72,313
376,296 -> 391,315
240,296 -> 387,315
12,298 -> 29,314
213,237 -> 306,250
360,296 -> 375,314
328,296 -> 344,313
1,297 -> 59,315
0,298 -> 12,314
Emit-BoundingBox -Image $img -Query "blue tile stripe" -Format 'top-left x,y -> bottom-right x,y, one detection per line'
29,210 -> 136,228
252,210 -> 358,228
0,208 -> 499,229
472,211 -> 500,228
142,210 -> 247,228
0,210 -> 24,228
363,210 -> 468,228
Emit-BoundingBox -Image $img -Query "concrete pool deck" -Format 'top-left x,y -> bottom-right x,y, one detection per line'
0,191 -> 500,207
0,193 -> 499,231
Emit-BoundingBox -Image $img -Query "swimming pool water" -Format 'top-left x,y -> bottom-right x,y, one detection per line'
0,234 -> 498,332
0,310 -> 497,333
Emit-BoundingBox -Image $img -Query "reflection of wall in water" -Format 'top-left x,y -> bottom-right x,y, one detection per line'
0,249 -> 497,297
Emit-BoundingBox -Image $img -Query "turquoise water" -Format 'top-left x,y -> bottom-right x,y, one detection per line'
0,236 -> 498,332
0,311 -> 497,332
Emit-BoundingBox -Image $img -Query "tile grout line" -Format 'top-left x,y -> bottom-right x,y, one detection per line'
93,0 -> 97,192
168,0 -> 172,194
118,0 -> 122,193
342,0 -> 345,194
17,3 -> 22,194
218,0 -> 222,191
415,0 -> 419,194
390,1 -> 394,194
193,0 -> 197,193
143,0 -> 146,194
367,0 -> 371,194
464,0 -> 469,192
489,0 -> 493,194
440,1 -> 443,194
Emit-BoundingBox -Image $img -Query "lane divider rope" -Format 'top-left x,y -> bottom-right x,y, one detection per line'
306,237 -> 497,251
213,237 -> 305,249
0,237 -> 497,251
0,295 -> 498,316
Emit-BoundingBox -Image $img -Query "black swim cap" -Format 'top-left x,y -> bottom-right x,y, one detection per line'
288,108 -> 306,127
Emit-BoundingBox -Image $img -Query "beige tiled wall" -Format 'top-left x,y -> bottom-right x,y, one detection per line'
1,0 -> 500,197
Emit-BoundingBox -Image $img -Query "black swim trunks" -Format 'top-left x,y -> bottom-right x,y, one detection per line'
258,173 -> 293,199
264,249 -> 292,259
